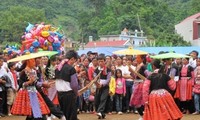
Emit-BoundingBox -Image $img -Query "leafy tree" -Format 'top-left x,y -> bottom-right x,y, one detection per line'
0,6 -> 47,43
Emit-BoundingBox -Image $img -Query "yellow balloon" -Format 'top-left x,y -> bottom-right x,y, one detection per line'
48,42 -> 52,46
42,45 -> 48,50
41,31 -> 50,37
50,27 -> 57,32
43,25 -> 51,31
3,50 -> 8,53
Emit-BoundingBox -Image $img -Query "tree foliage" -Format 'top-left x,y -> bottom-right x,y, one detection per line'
0,0 -> 199,46
0,6 -> 47,42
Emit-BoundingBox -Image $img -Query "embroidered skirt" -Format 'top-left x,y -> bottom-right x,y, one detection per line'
11,88 -> 50,118
130,82 -> 144,107
143,89 -> 182,120
174,78 -> 192,101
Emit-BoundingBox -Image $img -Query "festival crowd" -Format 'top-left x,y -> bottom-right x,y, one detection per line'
0,49 -> 199,120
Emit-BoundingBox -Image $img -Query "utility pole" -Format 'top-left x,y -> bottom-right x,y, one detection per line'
81,27 -> 84,50
137,14 -> 142,31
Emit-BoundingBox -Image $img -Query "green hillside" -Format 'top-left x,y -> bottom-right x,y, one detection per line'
0,0 -> 199,46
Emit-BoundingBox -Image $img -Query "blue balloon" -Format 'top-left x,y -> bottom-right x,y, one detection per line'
29,46 -> 34,53
32,40 -> 40,48
26,23 -> 34,32
57,50 -> 61,55
23,50 -> 30,54
49,32 -> 56,36
55,32 -> 63,39
8,50 -> 12,55
52,42 -> 61,50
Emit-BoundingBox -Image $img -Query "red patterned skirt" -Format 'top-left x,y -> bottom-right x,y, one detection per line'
11,89 -> 50,116
174,78 -> 192,101
130,82 -> 144,107
143,89 -> 183,120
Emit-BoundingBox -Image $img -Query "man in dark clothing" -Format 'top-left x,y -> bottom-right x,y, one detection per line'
55,50 -> 79,120
94,55 -> 111,119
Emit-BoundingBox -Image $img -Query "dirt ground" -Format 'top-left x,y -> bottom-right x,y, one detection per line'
1,113 -> 200,120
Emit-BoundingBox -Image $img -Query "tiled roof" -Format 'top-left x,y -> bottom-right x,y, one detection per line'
180,12 -> 200,23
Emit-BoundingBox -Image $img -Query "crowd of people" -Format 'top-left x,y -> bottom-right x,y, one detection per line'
0,49 -> 199,120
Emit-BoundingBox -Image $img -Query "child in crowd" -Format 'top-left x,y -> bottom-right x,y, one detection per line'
88,86 -> 95,113
83,89 -> 91,113
108,65 -> 116,114
115,69 -> 126,115
193,58 -> 200,115
7,62 -> 18,116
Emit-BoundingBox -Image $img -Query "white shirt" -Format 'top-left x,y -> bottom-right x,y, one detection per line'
116,65 -> 127,76
123,65 -> 136,81
2,62 -> 8,70
123,65 -> 136,75
189,58 -> 197,69
7,71 -> 18,90
55,79 -> 72,92
0,66 -> 9,91
116,65 -> 136,81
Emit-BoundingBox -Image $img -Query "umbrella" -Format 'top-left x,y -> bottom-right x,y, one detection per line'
150,52 -> 191,59
112,47 -> 148,55
7,51 -> 58,63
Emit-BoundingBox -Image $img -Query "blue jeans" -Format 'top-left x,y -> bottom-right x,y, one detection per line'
115,94 -> 123,112
125,81 -> 133,110
194,94 -> 200,112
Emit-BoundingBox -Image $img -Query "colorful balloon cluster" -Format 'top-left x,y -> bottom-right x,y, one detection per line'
3,45 -> 21,56
21,22 -> 65,54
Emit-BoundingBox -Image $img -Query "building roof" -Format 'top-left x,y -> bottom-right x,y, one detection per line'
180,12 -> 200,24
122,28 -> 129,32
85,40 -> 128,48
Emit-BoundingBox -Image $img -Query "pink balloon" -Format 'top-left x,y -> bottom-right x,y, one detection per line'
30,24 -> 43,36
44,40 -> 48,46
38,37 -> 45,46
25,43 -> 32,49
47,36 -> 54,43
25,33 -> 33,40
35,29 -> 42,36
37,24 -> 44,30
53,36 -> 59,43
